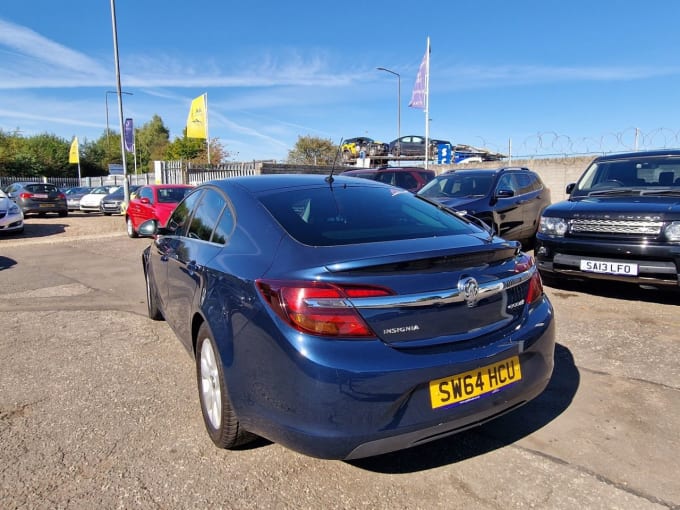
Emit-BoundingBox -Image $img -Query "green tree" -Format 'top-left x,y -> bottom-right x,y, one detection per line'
136,114 -> 170,173
287,135 -> 338,165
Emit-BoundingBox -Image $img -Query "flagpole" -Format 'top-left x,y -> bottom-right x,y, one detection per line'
133,128 -> 138,174
204,93 -> 211,165
424,36 -> 430,170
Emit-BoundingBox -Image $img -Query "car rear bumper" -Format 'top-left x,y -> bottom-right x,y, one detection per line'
536,235 -> 680,286
20,202 -> 67,214
225,296 -> 555,459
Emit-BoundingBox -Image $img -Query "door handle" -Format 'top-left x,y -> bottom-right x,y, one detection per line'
187,260 -> 201,275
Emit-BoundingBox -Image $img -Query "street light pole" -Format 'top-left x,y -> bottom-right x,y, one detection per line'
105,90 -> 132,153
110,0 -> 130,207
377,67 -> 401,154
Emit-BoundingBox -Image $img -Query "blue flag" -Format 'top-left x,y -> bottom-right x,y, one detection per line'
124,118 -> 134,153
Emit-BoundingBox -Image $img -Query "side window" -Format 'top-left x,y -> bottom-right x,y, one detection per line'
528,173 -> 544,192
187,188 -> 226,241
139,187 -> 154,203
514,173 -> 533,195
375,172 -> 394,185
496,174 -> 519,194
166,190 -> 203,236
395,172 -> 418,190
212,203 -> 235,245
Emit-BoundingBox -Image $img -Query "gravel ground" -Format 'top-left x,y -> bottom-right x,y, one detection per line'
2,211 -> 127,247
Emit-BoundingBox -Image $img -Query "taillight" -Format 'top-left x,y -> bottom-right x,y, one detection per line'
514,254 -> 543,305
57,192 -> 66,200
526,271 -> 544,304
20,192 -> 33,200
257,280 -> 393,337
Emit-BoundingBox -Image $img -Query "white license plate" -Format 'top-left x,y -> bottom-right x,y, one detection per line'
33,194 -> 48,199
580,259 -> 638,276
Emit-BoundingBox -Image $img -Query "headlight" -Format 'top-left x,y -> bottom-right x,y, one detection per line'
539,216 -> 568,236
665,221 -> 680,242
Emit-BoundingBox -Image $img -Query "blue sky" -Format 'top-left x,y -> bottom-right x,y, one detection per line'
2,1 -> 680,162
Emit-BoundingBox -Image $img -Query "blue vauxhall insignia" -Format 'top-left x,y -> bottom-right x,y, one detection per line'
141,174 -> 555,459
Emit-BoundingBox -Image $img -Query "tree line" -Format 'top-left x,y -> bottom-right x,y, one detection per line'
0,114 -> 228,178
1,116 -> 343,178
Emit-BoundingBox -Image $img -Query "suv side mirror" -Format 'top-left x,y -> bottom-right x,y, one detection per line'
495,188 -> 515,198
566,183 -> 576,194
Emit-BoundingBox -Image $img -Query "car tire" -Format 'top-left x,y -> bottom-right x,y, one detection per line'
195,323 -> 255,449
145,268 -> 164,321
126,217 -> 138,238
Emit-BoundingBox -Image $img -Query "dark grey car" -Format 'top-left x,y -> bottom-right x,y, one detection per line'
4,182 -> 68,217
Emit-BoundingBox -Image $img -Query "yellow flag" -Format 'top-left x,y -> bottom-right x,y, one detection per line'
69,137 -> 79,164
186,94 -> 207,139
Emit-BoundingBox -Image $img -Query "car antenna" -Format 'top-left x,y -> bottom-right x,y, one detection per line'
326,138 -> 343,185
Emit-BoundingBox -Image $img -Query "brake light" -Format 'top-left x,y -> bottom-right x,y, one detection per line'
526,271 -> 544,304
58,192 -> 66,200
257,280 -> 393,337
20,192 -> 33,200
514,254 -> 543,305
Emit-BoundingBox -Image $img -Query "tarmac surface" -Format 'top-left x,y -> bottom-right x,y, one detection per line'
1,213 -> 678,509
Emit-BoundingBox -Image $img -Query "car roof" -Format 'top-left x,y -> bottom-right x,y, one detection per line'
375,166 -> 434,173
594,149 -> 680,161
443,166 -> 532,176
209,173 -> 387,194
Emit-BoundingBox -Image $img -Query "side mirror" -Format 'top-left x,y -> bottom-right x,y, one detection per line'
140,197 -> 151,204
495,188 -> 515,198
138,219 -> 159,236
566,183 -> 576,194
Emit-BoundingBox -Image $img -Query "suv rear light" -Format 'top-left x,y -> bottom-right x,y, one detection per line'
20,192 -> 33,200
257,280 -> 393,337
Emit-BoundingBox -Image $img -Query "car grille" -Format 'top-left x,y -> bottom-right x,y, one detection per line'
570,219 -> 663,236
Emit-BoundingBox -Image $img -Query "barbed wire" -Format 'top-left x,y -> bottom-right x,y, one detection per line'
471,128 -> 680,159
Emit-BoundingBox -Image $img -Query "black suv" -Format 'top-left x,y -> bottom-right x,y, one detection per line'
417,167 -> 551,244
536,150 -> 680,289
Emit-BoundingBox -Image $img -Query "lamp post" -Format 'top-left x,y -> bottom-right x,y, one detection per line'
105,90 -> 132,153
376,67 -> 401,154
110,0 -> 131,206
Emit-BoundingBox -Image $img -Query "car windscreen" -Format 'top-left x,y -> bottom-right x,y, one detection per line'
575,156 -> 680,194
258,185 -> 477,246
419,173 -> 494,198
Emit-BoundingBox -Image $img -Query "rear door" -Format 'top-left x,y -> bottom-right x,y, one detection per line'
492,172 -> 525,240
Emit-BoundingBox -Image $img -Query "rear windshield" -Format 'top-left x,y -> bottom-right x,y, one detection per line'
25,184 -> 58,193
258,185 -> 477,246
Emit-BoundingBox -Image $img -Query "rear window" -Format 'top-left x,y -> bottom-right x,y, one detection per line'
25,184 -> 58,193
258,185 -> 477,246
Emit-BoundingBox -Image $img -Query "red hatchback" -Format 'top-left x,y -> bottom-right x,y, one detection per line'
125,184 -> 193,238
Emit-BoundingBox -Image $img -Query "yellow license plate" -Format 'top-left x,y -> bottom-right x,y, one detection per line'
429,355 -> 522,409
